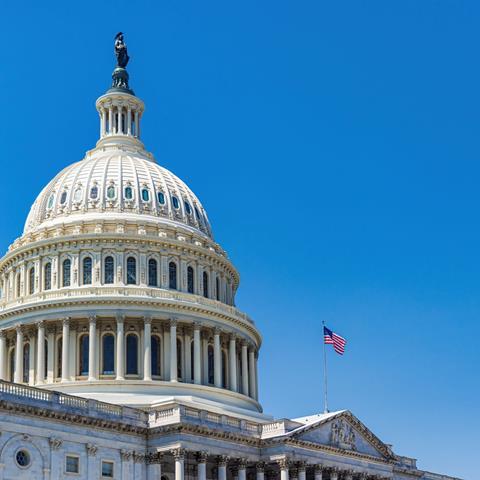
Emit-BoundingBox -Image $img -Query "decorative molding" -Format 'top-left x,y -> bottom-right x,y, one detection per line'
86,443 -> 98,456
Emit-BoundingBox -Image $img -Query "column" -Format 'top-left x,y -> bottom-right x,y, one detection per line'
46,326 -> 55,383
145,452 -> 161,480
254,353 -> 259,400
248,347 -> 256,399
241,342 -> 249,396
197,452 -> 207,480
229,334 -> 238,392
127,107 -> 132,135
202,333 -> 208,384
343,470 -> 353,480
61,318 -> 70,382
184,329 -> 192,382
217,456 -> 229,480
28,335 -> 36,386
298,463 -> 306,480
329,468 -> 338,480
193,324 -> 202,384
314,465 -> 323,480
117,106 -> 123,134
256,463 -> 265,480
278,459 -> 289,480
116,315 -> 125,380
108,106 -> 113,135
238,460 -> 247,480
213,328 -> 222,388
88,315 -> 97,381
14,325 -> 23,383
0,331 -> 6,380
101,108 -> 106,136
170,319 -> 178,382
36,322 -> 45,384
134,111 -> 139,137
143,317 -> 152,381
172,449 -> 184,480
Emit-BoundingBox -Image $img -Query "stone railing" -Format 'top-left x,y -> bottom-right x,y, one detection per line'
0,286 -> 254,325
148,404 -> 263,436
0,380 -> 147,426
261,421 -> 288,438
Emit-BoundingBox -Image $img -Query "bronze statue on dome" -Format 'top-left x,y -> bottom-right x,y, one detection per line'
114,32 -> 129,68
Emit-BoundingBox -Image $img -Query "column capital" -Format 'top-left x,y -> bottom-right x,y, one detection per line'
143,316 -> 152,326
256,462 -> 266,473
88,314 -> 97,325
120,449 -> 133,461
15,324 -> 24,334
36,321 -> 46,329
229,333 -> 238,342
62,317 -> 71,327
217,455 -> 230,467
213,327 -> 222,336
0,330 -> 6,339
196,451 -> 208,464
297,462 -> 306,473
133,452 -> 145,464
237,458 -> 248,470
171,448 -> 185,460
145,451 -> 162,464
170,318 -> 178,328
49,437 -> 62,450
86,443 -> 97,456
116,314 -> 125,324
277,458 -> 290,470
314,465 -> 325,473
193,322 -> 202,331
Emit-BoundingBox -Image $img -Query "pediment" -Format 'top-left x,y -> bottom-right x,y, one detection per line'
291,411 -> 395,460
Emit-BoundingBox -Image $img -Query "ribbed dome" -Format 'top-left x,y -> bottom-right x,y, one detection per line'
24,151 -> 213,238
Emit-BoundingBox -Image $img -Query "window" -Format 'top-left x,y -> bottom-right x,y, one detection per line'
104,256 -> 114,284
15,449 -> 31,468
169,262 -> 177,290
194,206 -> 201,222
187,266 -> 194,294
47,194 -> 55,209
172,196 -> 179,209
44,262 -> 52,291
184,201 -> 192,214
16,274 -> 21,298
62,259 -> 71,287
126,257 -> 136,285
90,185 -> 98,199
73,187 -> 82,202
57,338 -> 62,378
23,343 -> 30,383
148,259 -> 158,287
65,455 -> 79,474
60,190 -> 68,205
107,185 -> 116,200
44,339 -> 48,379
216,276 -> 220,301
28,267 -> 35,295
79,335 -> 89,376
177,338 -> 182,379
157,191 -> 165,204
126,334 -> 138,375
102,334 -> 115,374
222,351 -> 227,388
125,186 -> 133,200
151,335 -> 161,376
208,345 -> 214,385
141,188 -> 150,202
9,348 -> 15,382
101,460 -> 114,478
190,341 -> 194,381
83,257 -> 92,285
203,271 -> 209,298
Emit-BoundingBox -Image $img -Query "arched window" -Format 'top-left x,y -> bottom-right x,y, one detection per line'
23,343 -> 30,383
9,348 -> 15,382
60,190 -> 68,205
56,338 -> 62,378
125,186 -> 133,200
44,263 -> 52,291
104,256 -> 114,284
102,334 -> 115,375
141,189 -> 150,202
169,262 -> 177,290
83,257 -> 92,285
208,345 -> 214,385
90,185 -> 98,200
222,351 -> 228,388
171,196 -> 179,209
184,201 -> 192,215
126,334 -> 138,375
187,266 -> 194,294
151,336 -> 161,376
107,185 -> 116,200
62,259 -> 71,287
203,271 -> 209,298
216,277 -> 220,301
157,191 -> 165,205
177,339 -> 182,380
28,267 -> 35,295
148,259 -> 158,287
79,335 -> 89,376
126,257 -> 136,285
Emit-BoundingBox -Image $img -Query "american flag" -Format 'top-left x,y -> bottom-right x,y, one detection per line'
324,326 -> 347,355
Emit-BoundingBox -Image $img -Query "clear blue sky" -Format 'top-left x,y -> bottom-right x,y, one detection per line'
0,1 -> 477,478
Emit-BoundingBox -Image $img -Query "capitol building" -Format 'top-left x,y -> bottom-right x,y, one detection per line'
0,37 -> 459,480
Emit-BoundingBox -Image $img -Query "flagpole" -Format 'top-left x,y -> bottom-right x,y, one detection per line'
322,320 -> 329,413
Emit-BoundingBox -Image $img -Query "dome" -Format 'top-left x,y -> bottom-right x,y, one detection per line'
24,152 -> 213,239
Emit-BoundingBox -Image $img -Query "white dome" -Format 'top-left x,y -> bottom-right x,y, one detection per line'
24,151 -> 213,239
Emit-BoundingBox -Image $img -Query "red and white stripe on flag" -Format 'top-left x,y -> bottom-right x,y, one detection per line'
324,326 -> 347,355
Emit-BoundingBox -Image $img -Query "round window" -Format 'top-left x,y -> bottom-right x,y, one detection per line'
15,449 -> 31,468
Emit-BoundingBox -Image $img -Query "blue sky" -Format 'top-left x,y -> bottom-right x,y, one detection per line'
0,1 -> 478,478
